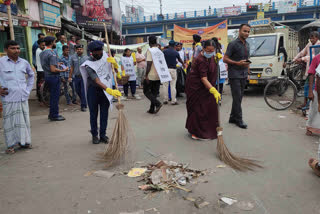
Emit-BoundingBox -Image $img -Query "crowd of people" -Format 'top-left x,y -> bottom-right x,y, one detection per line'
0,25 -> 320,179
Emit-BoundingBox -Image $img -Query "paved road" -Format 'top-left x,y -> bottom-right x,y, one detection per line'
0,87 -> 320,214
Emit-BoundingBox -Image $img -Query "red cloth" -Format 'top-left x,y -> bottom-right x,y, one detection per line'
308,54 -> 320,75
185,54 -> 219,139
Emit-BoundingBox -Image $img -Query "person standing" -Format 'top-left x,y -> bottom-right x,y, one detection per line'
136,47 -> 146,88
0,40 -> 35,154
294,31 -> 320,109
143,35 -> 163,114
36,38 -> 46,103
120,48 -> 140,100
176,42 -> 187,97
80,41 -> 121,144
32,33 -> 45,69
68,35 -> 77,56
306,53 -> 320,176
192,34 -> 202,60
40,36 -> 68,121
56,35 -> 67,58
59,45 -> 72,105
68,44 -> 89,111
185,40 -> 221,140
223,24 -> 251,129
212,37 -> 227,95
163,40 -> 184,105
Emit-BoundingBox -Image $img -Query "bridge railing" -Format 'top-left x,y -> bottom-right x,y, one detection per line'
122,0 -> 317,24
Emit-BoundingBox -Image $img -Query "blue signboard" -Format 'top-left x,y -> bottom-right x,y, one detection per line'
41,2 -> 61,27
248,18 -> 271,27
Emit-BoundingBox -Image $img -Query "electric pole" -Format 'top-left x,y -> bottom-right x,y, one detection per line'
159,0 -> 163,15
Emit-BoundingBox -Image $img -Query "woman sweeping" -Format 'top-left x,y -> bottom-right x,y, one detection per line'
185,40 -> 221,140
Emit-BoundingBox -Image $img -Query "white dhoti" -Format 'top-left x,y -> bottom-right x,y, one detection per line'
3,101 -> 31,148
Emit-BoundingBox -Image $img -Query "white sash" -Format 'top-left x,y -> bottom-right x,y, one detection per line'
148,47 -> 172,83
121,56 -> 136,81
80,51 -> 113,110
219,60 -> 228,79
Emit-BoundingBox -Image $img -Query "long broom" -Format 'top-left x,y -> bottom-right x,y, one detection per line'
101,23 -> 129,167
215,54 -> 262,171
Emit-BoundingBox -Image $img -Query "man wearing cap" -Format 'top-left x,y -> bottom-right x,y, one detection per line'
68,44 -> 89,111
163,40 -> 184,105
40,36 -> 68,121
80,40 -> 121,144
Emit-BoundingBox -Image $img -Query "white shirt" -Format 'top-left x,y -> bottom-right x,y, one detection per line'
36,48 -> 43,72
177,50 -> 185,67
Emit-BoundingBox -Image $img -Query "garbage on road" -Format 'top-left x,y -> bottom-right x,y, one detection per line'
194,197 -> 210,209
128,168 -> 147,177
131,160 -> 206,193
220,197 -> 238,205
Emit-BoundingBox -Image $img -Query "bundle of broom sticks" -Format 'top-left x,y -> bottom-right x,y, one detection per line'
215,53 -> 262,171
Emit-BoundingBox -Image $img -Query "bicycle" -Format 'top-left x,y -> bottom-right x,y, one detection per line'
39,77 -> 73,107
264,61 -> 306,110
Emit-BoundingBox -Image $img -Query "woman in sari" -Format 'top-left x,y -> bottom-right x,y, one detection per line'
306,54 -> 320,176
185,40 -> 221,140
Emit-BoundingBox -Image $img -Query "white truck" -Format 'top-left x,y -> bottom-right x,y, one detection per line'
246,19 -> 298,86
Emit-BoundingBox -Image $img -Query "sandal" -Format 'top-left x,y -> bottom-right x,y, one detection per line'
19,143 -> 32,149
309,158 -> 320,177
5,147 -> 15,154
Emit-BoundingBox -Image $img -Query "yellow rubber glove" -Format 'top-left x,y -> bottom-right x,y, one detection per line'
209,87 -> 221,104
106,88 -> 122,98
122,70 -> 126,77
117,72 -> 121,79
107,57 -> 119,69
132,52 -> 136,63
216,53 -> 223,60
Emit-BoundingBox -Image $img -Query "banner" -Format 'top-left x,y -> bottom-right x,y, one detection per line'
173,20 -> 228,51
71,0 -> 120,32
278,0 -> 297,14
224,6 -> 241,16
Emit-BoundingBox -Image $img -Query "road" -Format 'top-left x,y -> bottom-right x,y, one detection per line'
0,87 -> 320,214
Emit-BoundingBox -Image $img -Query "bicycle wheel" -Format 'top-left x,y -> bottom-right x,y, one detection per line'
264,78 -> 297,110
40,81 -> 50,106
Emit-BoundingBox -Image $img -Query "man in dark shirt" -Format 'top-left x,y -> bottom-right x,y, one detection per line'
40,36 -> 68,121
163,40 -> 184,105
224,24 -> 251,129
32,33 -> 45,68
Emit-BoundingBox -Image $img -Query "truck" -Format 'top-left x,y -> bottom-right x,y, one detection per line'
246,18 -> 298,86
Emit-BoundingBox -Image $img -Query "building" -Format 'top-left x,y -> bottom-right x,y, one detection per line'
124,5 -> 144,22
0,0 -> 62,63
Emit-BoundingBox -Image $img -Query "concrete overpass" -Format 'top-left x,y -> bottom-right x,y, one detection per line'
122,0 -> 320,44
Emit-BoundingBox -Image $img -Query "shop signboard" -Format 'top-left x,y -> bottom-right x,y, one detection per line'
40,2 -> 61,27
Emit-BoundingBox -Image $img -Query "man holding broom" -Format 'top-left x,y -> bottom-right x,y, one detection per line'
80,41 -> 121,144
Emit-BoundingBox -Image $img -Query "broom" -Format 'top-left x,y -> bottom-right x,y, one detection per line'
101,23 -> 129,167
215,54 -> 262,171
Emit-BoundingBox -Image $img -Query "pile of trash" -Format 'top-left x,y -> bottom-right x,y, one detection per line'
127,160 -> 206,192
